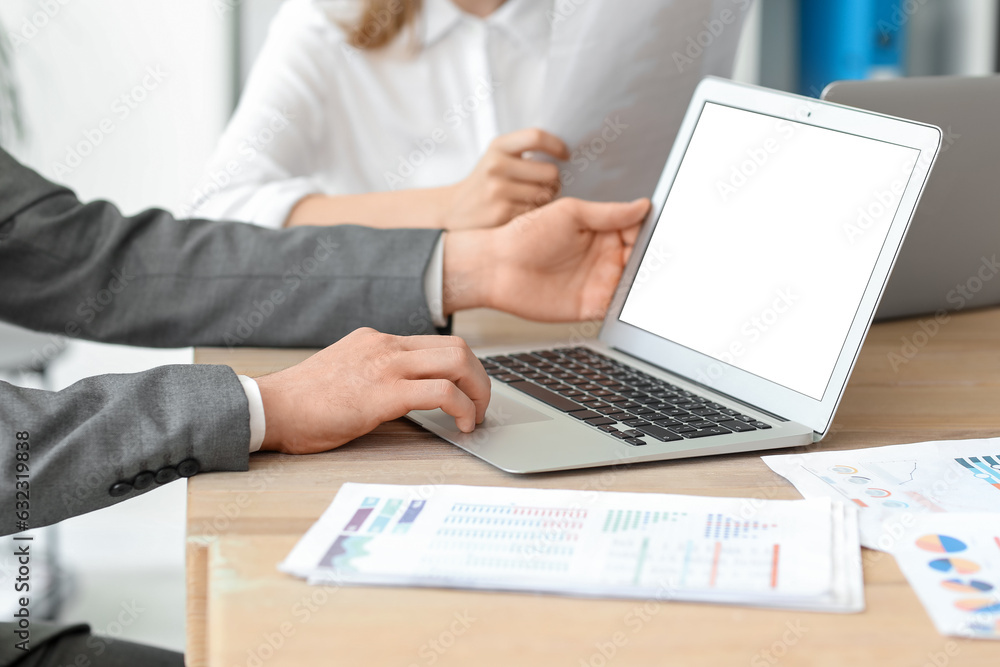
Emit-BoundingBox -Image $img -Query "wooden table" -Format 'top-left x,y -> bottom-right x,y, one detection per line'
187,307 -> 1000,667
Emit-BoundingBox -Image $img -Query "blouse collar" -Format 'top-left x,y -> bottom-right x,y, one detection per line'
421,0 -> 553,49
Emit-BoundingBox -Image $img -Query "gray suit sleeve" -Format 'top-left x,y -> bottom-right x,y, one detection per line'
0,149 -> 444,533
0,148 -> 443,348
1,366 -> 250,535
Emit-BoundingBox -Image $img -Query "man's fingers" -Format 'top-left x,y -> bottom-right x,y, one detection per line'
393,334 -> 469,351
566,197 -> 651,232
492,128 -> 570,160
395,346 -> 491,423
399,378 -> 480,433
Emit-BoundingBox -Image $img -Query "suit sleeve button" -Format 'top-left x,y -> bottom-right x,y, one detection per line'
109,482 -> 132,497
177,459 -> 201,478
155,466 -> 180,484
132,471 -> 155,490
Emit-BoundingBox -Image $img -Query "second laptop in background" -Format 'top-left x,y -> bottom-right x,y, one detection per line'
823,75 -> 1000,320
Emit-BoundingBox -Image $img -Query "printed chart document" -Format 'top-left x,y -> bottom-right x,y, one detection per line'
763,438 -> 1000,550
281,483 -> 863,612
886,513 -> 1000,640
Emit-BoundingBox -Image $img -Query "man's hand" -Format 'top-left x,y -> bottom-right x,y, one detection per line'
255,328 -> 490,455
440,128 -> 569,230
443,197 -> 651,321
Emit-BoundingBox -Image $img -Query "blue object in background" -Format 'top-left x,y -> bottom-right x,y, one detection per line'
799,0 -> 908,97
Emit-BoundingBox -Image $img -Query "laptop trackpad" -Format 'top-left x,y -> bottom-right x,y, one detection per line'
423,392 -> 553,431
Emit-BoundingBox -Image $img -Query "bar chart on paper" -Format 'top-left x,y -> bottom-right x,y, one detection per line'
280,484 -> 863,612
763,438 -> 1000,550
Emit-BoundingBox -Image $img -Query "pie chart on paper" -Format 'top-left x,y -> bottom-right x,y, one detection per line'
928,558 -> 980,574
941,579 -> 994,594
954,598 -> 1000,614
915,534 -> 968,554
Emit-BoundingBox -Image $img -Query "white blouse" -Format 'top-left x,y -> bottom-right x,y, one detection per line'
190,0 -> 552,227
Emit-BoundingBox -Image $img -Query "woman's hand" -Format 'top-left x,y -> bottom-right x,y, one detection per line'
440,128 -> 570,230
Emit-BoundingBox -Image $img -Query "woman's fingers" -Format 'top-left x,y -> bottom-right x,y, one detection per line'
491,128 -> 570,160
497,180 -> 559,207
495,154 -> 562,186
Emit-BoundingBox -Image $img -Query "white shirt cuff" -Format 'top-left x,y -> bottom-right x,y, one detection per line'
423,234 -> 447,328
238,375 -> 266,453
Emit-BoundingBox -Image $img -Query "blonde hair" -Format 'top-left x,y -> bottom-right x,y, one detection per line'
348,0 -> 422,50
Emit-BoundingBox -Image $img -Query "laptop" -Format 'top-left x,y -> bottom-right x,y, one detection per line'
822,75 -> 1000,320
409,77 -> 941,474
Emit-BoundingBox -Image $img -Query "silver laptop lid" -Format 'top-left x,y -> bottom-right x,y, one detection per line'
599,77 -> 941,437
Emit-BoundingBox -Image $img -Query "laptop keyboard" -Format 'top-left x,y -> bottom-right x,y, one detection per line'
480,347 -> 771,447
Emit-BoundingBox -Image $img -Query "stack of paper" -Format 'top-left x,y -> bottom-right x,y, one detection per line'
281,483 -> 864,612
762,438 -> 1000,551
885,514 -> 1000,640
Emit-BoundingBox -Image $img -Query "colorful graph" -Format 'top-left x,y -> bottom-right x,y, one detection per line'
954,456 -> 1000,490
916,534 -> 968,554
928,558 -> 981,575
864,488 -> 891,498
702,514 -> 776,540
392,499 -> 427,534
343,496 -> 380,532
882,500 -> 908,508
954,598 -> 1000,614
942,579 -> 994,594
967,618 -> 1000,636
830,465 -> 857,474
847,476 -> 870,484
368,498 -> 403,534
318,534 -> 373,570
602,510 -> 684,533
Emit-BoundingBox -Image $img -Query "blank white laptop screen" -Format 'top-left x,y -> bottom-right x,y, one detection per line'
619,102 -> 920,400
